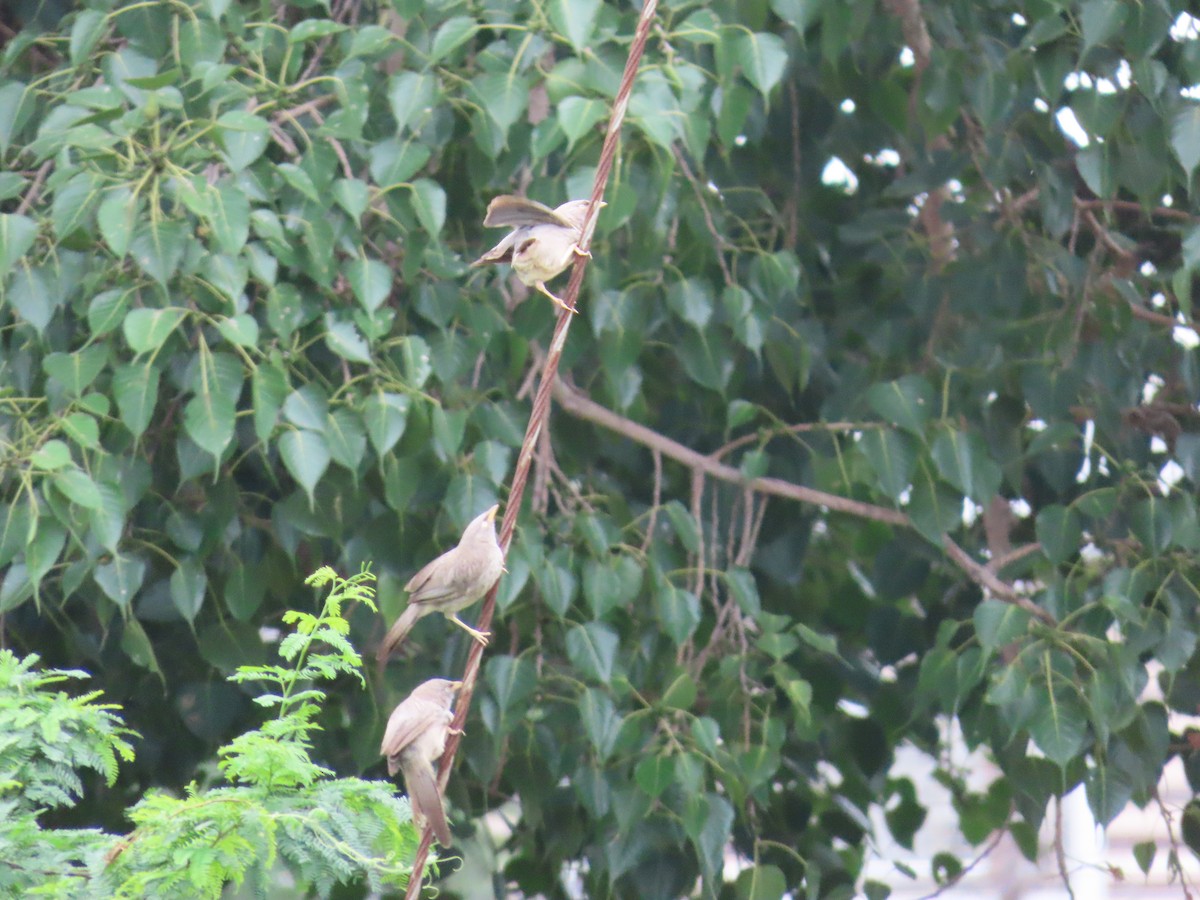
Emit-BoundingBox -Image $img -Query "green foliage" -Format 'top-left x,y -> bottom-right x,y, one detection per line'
100,778 -> 416,899
0,651 -> 137,811
0,651 -> 135,896
219,566 -> 376,789
5,0 -> 1200,896
1,568 -> 422,897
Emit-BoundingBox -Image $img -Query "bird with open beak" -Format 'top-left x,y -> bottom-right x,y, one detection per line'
376,505 -> 504,665
471,195 -> 604,313
381,678 -> 462,846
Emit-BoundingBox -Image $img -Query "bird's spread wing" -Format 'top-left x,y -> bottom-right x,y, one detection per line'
482,195 -> 571,229
471,229 -> 519,267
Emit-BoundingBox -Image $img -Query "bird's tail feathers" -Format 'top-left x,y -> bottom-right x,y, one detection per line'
376,604 -> 422,666
403,759 -> 451,846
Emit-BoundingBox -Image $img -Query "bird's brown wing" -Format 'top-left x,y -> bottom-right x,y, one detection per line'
403,549 -> 455,599
482,195 -> 571,229
381,697 -> 444,765
471,229 -> 519,267
405,547 -> 489,604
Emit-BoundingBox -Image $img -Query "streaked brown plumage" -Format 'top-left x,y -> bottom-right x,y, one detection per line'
376,505 -> 503,664
381,678 -> 462,846
471,195 -> 604,313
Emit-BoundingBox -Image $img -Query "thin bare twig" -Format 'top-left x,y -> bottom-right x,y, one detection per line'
737,490 -> 767,568
276,94 -> 337,121
1153,787 -> 1196,899
1055,795 -> 1077,900
514,349 -> 542,402
275,99 -> 354,179
884,0 -> 932,72
988,541 -> 1041,574
1080,207 -> 1136,261
16,161 -> 53,216
941,538 -> 1054,625
1077,196 -> 1196,223
785,80 -> 802,250
268,123 -> 299,157
553,376 -> 908,526
640,448 -> 663,554
1127,303 -> 1179,327
1007,190 -> 1197,225
552,376 -> 1058,626
690,468 -> 705,598
750,496 -> 768,554
672,143 -> 734,287
711,420 -> 879,462
735,489 -> 754,566
915,824 -> 1009,900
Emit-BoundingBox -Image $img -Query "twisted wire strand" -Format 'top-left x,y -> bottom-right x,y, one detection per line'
402,2 -> 659,894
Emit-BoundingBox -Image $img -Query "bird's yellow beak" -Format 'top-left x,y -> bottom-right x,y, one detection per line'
484,504 -> 500,522
450,681 -> 464,692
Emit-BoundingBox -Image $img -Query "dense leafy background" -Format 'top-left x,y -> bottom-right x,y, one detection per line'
4,0 -> 1200,896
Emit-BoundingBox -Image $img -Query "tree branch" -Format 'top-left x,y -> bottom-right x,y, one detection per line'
915,822 -> 1009,900
989,541 -> 1042,574
552,376 -> 908,526
672,143 -> 734,287
1077,196 -> 1196,223
402,3 -> 660,893
551,376 -> 1057,626
710,419 -> 882,463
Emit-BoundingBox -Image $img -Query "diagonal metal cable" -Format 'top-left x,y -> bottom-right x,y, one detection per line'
402,2 -> 659,894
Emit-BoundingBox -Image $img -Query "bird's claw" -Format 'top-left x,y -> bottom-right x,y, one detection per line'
537,283 -> 578,315
449,614 -> 491,646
